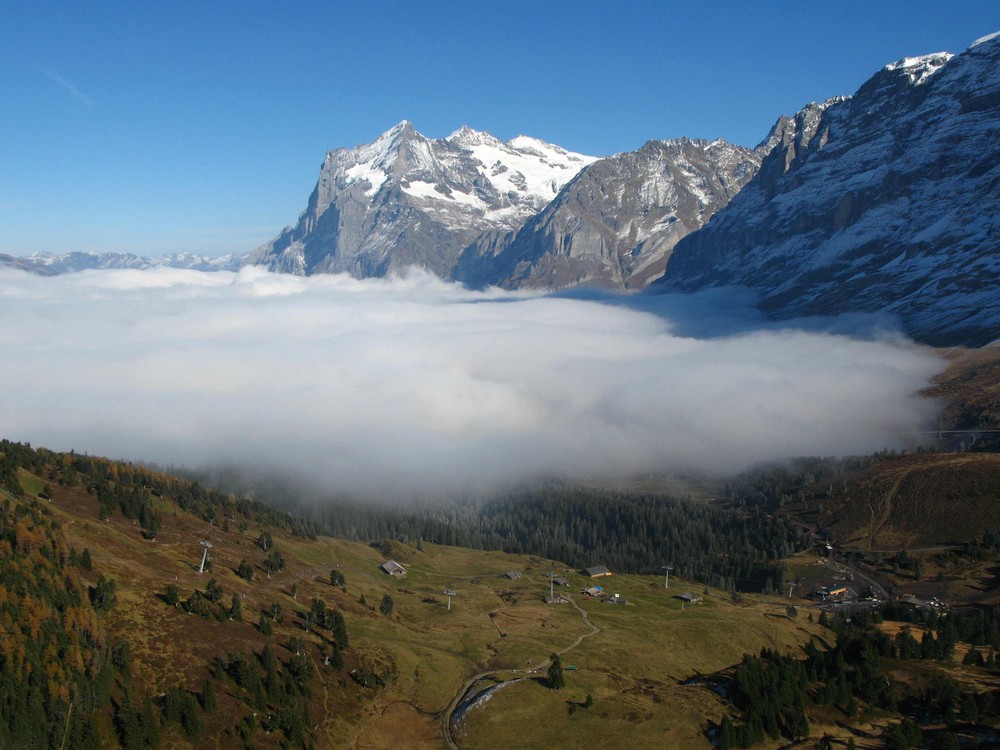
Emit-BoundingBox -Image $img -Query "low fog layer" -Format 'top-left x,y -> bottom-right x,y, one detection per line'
1,267 -> 944,496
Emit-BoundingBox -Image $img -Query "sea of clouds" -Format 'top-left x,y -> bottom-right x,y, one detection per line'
0,266 -> 945,497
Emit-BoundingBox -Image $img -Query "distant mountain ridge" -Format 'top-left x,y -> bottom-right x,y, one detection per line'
657,32 -> 1000,346
8,30 -> 1000,346
3,123 -> 769,292
0,252 -> 57,275
10,251 -> 243,274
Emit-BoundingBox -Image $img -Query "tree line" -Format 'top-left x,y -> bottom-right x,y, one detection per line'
280,486 -> 807,593
716,608 -> 1000,749
0,440 -> 313,541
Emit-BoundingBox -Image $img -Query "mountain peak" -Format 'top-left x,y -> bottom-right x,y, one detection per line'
446,124 -> 503,148
388,118 -> 415,134
447,123 -> 476,139
372,119 -> 422,145
250,123 -> 598,279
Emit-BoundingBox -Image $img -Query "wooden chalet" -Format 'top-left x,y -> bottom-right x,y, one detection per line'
380,560 -> 407,577
676,591 -> 703,604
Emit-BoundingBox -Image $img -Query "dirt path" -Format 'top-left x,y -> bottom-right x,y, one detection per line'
440,593 -> 600,750
554,595 -> 600,659
864,469 -> 910,548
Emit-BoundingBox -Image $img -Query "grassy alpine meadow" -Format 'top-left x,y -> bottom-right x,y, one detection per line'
8,441 -> 999,750
28,459 -> 824,749
458,573 -> 826,750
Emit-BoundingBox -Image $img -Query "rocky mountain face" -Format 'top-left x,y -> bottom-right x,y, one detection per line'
453,137 -> 764,290
658,32 -> 1000,346
245,121 -> 597,278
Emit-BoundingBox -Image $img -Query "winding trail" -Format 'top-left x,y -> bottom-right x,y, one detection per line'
555,596 -> 600,659
440,593 -> 600,750
863,468 -> 911,548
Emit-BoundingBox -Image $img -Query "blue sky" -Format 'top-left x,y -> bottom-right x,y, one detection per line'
2,1 -> 998,257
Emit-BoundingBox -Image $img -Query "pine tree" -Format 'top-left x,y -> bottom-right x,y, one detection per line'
258,612 -> 273,636
229,593 -> 242,621
718,714 -> 736,750
547,653 -> 564,689
90,575 -> 117,612
199,679 -> 216,711
164,583 -> 180,606
380,594 -> 394,616
204,578 -> 223,604
237,559 -> 255,582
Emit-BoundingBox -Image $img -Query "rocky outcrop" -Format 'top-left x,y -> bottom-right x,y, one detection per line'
454,138 -> 763,290
658,33 -> 1000,346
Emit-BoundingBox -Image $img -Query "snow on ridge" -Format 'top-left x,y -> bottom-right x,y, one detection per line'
292,121 -> 605,242
445,125 -> 505,148
883,52 -> 952,85
344,162 -> 388,197
884,52 -> 951,71
464,137 -> 597,210
508,134 -> 594,165
336,122 -> 445,196
419,126 -> 597,218
401,179 -> 486,211
970,30 -> 1000,49
337,121 -> 410,166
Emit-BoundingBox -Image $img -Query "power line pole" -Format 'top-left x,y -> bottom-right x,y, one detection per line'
198,539 -> 212,573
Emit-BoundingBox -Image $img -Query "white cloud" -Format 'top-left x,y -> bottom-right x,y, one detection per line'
44,70 -> 95,108
0,267 -> 944,496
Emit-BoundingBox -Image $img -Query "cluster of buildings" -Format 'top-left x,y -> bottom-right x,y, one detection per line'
379,558 -> 711,611
813,585 -> 858,603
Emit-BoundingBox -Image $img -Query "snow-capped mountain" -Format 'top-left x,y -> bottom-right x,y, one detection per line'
246,121 -> 598,278
0,253 -> 57,275
21,251 -> 243,274
10,29 -> 1000,351
453,137 -> 765,290
658,32 -> 1000,346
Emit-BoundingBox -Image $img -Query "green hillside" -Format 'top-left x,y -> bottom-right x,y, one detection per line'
2,440 -> 999,749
